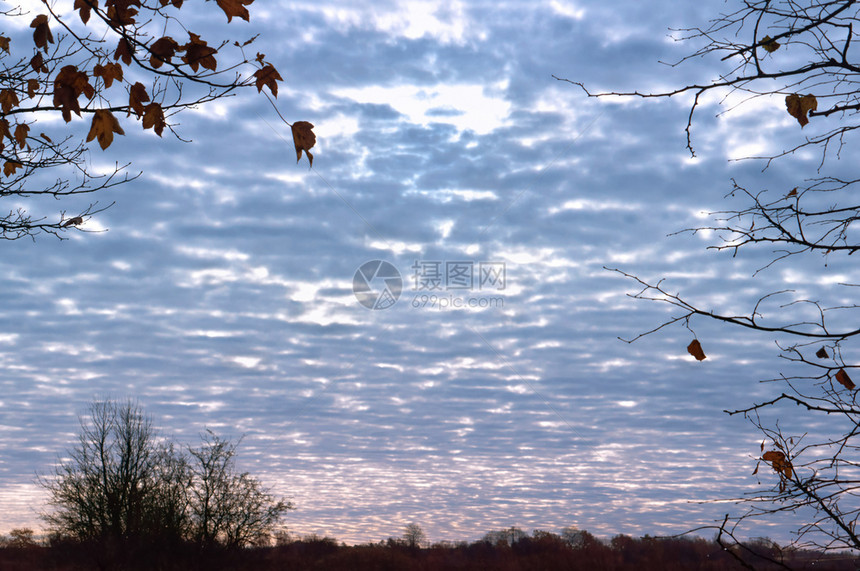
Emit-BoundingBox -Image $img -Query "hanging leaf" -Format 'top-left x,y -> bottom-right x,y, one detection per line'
128,82 -> 150,117
836,368 -> 855,390
253,64 -> 282,97
93,63 -> 123,88
760,35 -> 780,53
3,160 -> 22,177
686,339 -> 706,361
30,15 -> 53,53
816,347 -> 828,359
114,37 -> 134,66
763,450 -> 792,478
785,94 -> 817,127
786,188 -> 797,198
86,109 -> 125,150
291,121 -> 316,167
149,36 -> 181,69
14,123 -> 29,149
0,89 -> 19,114
216,0 -> 253,22
26,79 -> 39,99
0,119 -> 11,142
182,32 -> 218,72
142,103 -> 166,136
30,53 -> 48,74
0,36 -> 9,54
54,65 -> 95,122
74,0 -> 96,24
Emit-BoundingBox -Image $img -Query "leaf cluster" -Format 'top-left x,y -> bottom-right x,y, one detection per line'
0,0 -> 287,239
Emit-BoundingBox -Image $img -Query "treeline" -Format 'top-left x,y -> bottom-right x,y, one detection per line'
2,526 -> 858,570
29,400 -> 291,570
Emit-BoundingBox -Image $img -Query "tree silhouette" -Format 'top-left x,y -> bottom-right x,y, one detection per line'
40,399 -> 291,567
559,0 -> 860,558
401,523 -> 426,549
188,430 -> 291,549
0,0 -> 287,240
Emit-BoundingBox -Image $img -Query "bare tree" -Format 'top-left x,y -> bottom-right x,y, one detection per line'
41,399 -> 291,561
0,1 -> 290,240
402,523 -> 426,549
188,430 -> 292,549
40,400 -> 179,545
559,0 -> 860,560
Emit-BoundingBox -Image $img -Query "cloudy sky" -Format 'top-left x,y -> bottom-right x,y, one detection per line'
0,0 -> 851,544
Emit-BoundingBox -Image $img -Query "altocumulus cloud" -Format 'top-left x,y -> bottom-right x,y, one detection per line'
0,0 -> 846,543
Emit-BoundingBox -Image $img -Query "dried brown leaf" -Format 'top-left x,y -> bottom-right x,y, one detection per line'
216,0 -> 253,22
0,89 -> 19,114
253,64 -> 282,97
686,339 -> 706,361
142,102 -> 166,136
3,160 -> 22,177
86,109 -> 125,150
30,15 -> 53,53
785,94 -> 818,127
760,35 -> 780,53
291,121 -> 316,167
836,368 -> 855,390
14,123 -> 29,149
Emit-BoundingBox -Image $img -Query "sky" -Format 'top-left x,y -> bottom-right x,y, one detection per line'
0,0 -> 855,545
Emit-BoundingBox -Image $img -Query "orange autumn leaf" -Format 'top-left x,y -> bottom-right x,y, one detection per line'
30,15 -> 53,53
216,0 -> 253,22
30,53 -> 48,74
128,82 -> 150,117
0,89 -> 19,114
686,339 -> 706,361
785,94 -> 818,127
291,121 -> 316,167
86,109 -> 125,150
836,368 -> 855,390
762,450 -> 793,478
142,102 -> 166,136
786,188 -> 797,198
0,119 -> 11,142
0,36 -> 9,54
182,32 -> 218,72
106,2 -> 137,26
93,62 -> 123,88
114,37 -> 134,66
74,0 -> 96,24
3,160 -> 22,177
26,79 -> 39,99
149,36 -> 180,69
54,65 -> 95,122
816,347 -> 828,359
62,216 -> 84,227
14,123 -> 29,149
253,64 -> 282,97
